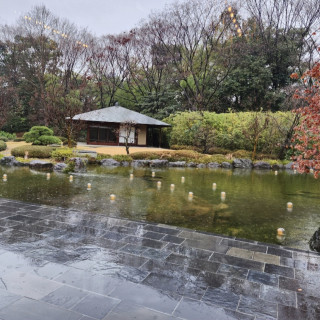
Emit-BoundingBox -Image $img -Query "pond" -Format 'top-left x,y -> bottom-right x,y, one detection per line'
0,165 -> 319,250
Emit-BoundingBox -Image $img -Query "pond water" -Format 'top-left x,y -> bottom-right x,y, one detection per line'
0,165 -> 319,250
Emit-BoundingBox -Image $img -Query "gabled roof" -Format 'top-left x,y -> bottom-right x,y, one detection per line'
72,105 -> 170,127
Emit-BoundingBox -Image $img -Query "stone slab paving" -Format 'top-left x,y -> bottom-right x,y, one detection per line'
0,197 -> 319,320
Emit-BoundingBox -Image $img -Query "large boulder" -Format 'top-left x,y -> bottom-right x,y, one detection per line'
253,161 -> 271,170
221,162 -> 232,169
69,157 -> 88,172
309,228 -> 320,252
232,158 -> 253,169
186,162 -> 197,167
54,163 -> 68,172
271,164 -> 283,170
120,161 -> 130,167
208,162 -> 221,168
29,160 -> 53,171
13,160 -> 29,167
0,156 -> 16,166
168,161 -> 186,167
150,159 -> 169,167
100,158 -> 121,167
131,160 -> 151,167
197,163 -> 206,168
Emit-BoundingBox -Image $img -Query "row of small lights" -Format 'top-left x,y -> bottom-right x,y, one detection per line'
23,15 -> 89,47
2,170 -> 294,237
226,5 -> 242,37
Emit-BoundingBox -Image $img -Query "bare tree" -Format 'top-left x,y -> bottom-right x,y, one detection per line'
145,0 -> 237,111
244,0 -> 320,81
87,34 -> 129,108
115,121 -> 139,154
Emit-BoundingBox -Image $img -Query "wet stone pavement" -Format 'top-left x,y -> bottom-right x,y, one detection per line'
0,198 -> 319,320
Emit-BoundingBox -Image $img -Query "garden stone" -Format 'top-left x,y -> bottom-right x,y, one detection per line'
186,162 -> 197,167
309,228 -> 320,252
69,157 -> 88,172
271,164 -> 281,170
100,158 -> 120,166
233,158 -> 253,168
150,159 -> 169,167
132,160 -> 151,167
13,160 -> 29,167
168,161 -> 186,167
53,163 -> 68,172
253,161 -> 271,170
284,162 -> 295,170
221,162 -> 232,169
29,160 -> 53,171
197,163 -> 206,168
121,161 -> 130,167
208,162 -> 221,168
0,156 -> 16,166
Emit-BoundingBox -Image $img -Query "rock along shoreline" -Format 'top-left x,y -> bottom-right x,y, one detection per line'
0,155 -> 296,173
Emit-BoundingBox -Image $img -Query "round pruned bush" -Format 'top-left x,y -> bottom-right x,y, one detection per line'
37,135 -> 61,145
0,140 -> 7,151
23,126 -> 60,145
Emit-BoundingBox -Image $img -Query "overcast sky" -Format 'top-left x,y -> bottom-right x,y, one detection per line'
0,0 -> 178,36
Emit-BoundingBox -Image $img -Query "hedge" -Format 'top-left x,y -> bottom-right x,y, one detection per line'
0,131 -> 16,140
164,111 -> 295,157
11,145 -> 55,158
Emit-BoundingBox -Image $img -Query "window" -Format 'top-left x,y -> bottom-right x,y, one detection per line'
89,125 -> 118,143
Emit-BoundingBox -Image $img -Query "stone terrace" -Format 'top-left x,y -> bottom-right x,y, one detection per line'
0,198 -> 319,320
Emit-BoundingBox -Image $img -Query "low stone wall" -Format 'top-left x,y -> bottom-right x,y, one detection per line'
0,155 -> 296,172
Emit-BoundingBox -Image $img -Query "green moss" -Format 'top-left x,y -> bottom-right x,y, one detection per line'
15,157 -> 32,163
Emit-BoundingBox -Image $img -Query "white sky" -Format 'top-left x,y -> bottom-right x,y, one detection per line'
0,0 -> 179,36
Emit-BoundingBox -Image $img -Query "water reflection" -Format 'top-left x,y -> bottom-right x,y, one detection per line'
0,165 -> 319,250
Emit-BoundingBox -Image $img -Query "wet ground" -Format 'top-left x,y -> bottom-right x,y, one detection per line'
0,198 -> 319,320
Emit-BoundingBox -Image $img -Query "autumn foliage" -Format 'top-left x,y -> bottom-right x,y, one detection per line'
292,62 -> 320,178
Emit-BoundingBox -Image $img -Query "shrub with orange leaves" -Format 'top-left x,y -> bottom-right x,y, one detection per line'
290,72 -> 299,79
292,62 -> 320,178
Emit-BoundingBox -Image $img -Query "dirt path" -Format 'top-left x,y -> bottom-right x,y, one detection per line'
3,141 -> 171,156
75,143 -> 171,155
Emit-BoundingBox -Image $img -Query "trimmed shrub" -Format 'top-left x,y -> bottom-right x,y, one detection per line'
23,126 -> 54,143
0,131 -> 16,140
232,150 -> 252,159
0,136 -> 8,142
23,126 -> 60,145
207,147 -> 232,155
37,135 -> 61,145
170,145 -> 202,152
11,145 -> 55,158
0,131 -> 17,141
13,137 -> 25,142
96,153 -> 112,161
0,140 -> 7,151
63,139 -> 77,147
131,152 -> 160,160
112,155 -> 133,162
51,148 -> 74,161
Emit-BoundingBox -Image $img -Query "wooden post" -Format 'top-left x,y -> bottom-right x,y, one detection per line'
159,127 -> 162,148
